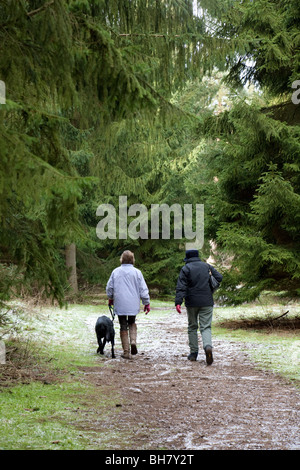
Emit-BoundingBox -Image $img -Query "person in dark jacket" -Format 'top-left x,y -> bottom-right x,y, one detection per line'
175,249 -> 223,365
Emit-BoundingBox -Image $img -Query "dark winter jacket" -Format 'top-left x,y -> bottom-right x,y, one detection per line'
175,257 -> 223,307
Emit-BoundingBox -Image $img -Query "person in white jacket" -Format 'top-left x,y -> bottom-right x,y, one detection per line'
106,250 -> 150,359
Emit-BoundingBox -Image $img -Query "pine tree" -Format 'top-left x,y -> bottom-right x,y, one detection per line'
183,0 -> 300,302
0,1 -> 206,303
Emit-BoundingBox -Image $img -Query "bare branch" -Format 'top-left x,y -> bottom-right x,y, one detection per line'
27,0 -> 55,18
118,33 -> 185,38
271,311 -> 289,322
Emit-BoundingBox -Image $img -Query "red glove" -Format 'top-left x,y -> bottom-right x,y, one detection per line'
176,304 -> 181,314
144,304 -> 150,314
108,298 -> 113,306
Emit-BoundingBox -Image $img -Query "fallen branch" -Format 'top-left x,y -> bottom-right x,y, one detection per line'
271,311 -> 289,322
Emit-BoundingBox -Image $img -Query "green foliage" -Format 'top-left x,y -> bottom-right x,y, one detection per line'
0,1 -> 205,302
185,98 -> 300,303
1,1 -> 299,305
200,0 -> 300,96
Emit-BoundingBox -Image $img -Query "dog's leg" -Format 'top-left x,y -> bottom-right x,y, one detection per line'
111,336 -> 116,358
97,337 -> 104,354
102,337 -> 107,354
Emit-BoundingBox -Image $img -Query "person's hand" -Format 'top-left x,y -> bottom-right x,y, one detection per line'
108,298 -> 113,306
176,304 -> 181,314
144,304 -> 150,314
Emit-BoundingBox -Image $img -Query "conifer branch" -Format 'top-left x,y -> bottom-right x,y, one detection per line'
27,0 -> 54,18
118,33 -> 179,38
117,33 -> 203,40
137,76 -> 199,121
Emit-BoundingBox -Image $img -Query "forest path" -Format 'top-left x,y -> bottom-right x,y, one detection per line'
80,308 -> 300,450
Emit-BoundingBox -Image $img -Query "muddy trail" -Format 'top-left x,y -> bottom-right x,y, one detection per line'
80,308 -> 300,451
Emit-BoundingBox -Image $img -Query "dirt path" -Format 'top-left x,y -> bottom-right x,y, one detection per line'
81,308 -> 300,450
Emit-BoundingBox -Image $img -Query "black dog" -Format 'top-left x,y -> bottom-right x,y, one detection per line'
95,315 -> 115,358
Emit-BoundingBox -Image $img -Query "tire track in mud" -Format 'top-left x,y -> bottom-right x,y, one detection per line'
81,309 -> 300,450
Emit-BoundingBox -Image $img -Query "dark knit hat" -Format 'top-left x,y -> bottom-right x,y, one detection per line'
184,250 -> 199,261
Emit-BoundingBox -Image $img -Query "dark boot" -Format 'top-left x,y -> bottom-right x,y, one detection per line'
205,345 -> 213,365
188,351 -> 198,361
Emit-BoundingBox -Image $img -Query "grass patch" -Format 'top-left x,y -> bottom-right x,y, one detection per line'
0,381 -> 92,450
213,303 -> 300,384
0,301 -> 123,449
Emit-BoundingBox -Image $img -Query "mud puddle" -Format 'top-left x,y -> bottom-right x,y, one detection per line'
81,309 -> 300,450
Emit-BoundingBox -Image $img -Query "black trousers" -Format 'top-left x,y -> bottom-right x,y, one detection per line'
118,315 -> 136,331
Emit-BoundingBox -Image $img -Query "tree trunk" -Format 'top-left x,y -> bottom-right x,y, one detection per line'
0,341 -> 6,364
65,243 -> 78,293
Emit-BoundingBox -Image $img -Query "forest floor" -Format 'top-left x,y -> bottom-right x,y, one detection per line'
1,300 -> 300,451
79,306 -> 300,451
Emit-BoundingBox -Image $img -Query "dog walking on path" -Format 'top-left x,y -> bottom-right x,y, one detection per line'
95,315 -> 116,358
